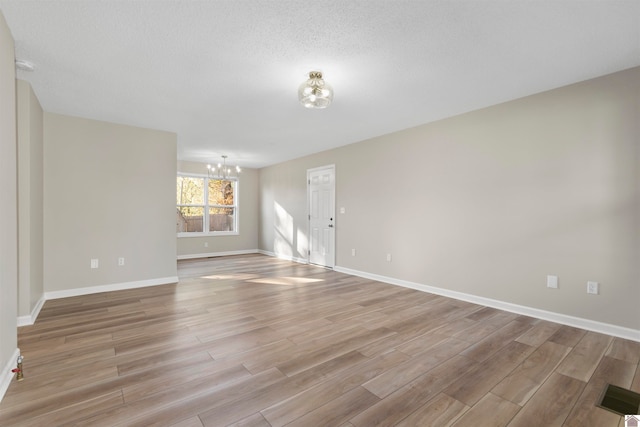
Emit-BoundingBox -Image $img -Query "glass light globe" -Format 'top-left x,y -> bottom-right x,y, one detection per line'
298,71 -> 333,109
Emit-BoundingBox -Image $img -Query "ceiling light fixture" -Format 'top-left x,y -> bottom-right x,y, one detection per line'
207,155 -> 241,180
298,71 -> 333,109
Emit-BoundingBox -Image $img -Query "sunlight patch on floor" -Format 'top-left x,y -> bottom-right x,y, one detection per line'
202,273 -> 259,280
246,277 -> 324,286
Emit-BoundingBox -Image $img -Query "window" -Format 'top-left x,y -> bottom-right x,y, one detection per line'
176,174 -> 238,235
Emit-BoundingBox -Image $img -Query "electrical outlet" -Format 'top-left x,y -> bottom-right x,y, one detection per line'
204,242 -> 208,247
386,253 -> 392,262
351,248 -> 356,256
90,259 -> 99,269
547,275 -> 558,289
118,257 -> 125,266
587,281 -> 599,295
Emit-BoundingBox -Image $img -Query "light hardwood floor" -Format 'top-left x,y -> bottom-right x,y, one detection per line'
1,254 -> 638,426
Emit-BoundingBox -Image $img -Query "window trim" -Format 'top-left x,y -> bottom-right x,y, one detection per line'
177,172 -> 239,237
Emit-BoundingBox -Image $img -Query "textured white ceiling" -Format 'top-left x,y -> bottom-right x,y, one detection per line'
1,1 -> 638,168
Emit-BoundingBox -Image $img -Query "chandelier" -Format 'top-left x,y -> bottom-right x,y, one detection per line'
298,71 -> 333,109
207,155 -> 241,180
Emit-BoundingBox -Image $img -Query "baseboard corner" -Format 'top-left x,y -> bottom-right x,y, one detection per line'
0,348 -> 20,403
17,295 -> 46,327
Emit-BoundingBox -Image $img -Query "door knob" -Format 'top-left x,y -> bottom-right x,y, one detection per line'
328,224 -> 334,228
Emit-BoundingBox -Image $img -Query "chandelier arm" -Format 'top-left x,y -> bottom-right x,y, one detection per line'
206,155 -> 240,180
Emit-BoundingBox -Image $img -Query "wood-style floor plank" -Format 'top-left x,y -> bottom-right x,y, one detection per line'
85,367 -> 284,427
444,341 -> 535,407
171,416 -> 205,427
261,350 -> 409,427
394,392 -> 469,426
555,331 -> 614,382
606,338 -> 640,364
451,392 -> 520,427
226,413 -> 271,427
507,372 -> 586,427
563,355 -> 636,427
349,356 -> 474,426
515,320 -> 562,347
363,337 -> 471,398
12,390 -> 124,427
0,254 -> 633,426
491,340 -> 571,406
282,386 -> 379,427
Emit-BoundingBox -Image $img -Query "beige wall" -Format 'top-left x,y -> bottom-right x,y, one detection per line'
259,67 -> 640,330
259,153 -> 336,261
44,113 -> 178,293
17,80 -> 44,318
0,10 -> 18,400
176,160 -> 259,257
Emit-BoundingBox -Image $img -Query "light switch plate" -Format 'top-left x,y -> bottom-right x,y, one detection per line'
547,275 -> 558,289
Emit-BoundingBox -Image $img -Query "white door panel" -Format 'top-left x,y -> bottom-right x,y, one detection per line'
308,166 -> 335,268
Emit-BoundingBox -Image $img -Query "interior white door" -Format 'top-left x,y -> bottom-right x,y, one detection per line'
308,166 -> 335,268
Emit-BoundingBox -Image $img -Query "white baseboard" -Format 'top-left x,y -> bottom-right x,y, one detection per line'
17,295 -> 46,327
44,276 -> 179,300
258,249 -> 308,265
0,348 -> 20,403
177,249 -> 258,260
334,265 -> 640,343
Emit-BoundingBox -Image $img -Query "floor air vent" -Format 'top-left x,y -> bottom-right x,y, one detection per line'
598,384 -> 640,416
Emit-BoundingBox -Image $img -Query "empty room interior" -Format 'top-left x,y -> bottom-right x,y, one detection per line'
0,1 -> 639,426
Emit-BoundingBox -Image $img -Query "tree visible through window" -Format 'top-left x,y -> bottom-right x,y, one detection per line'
177,175 -> 238,234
